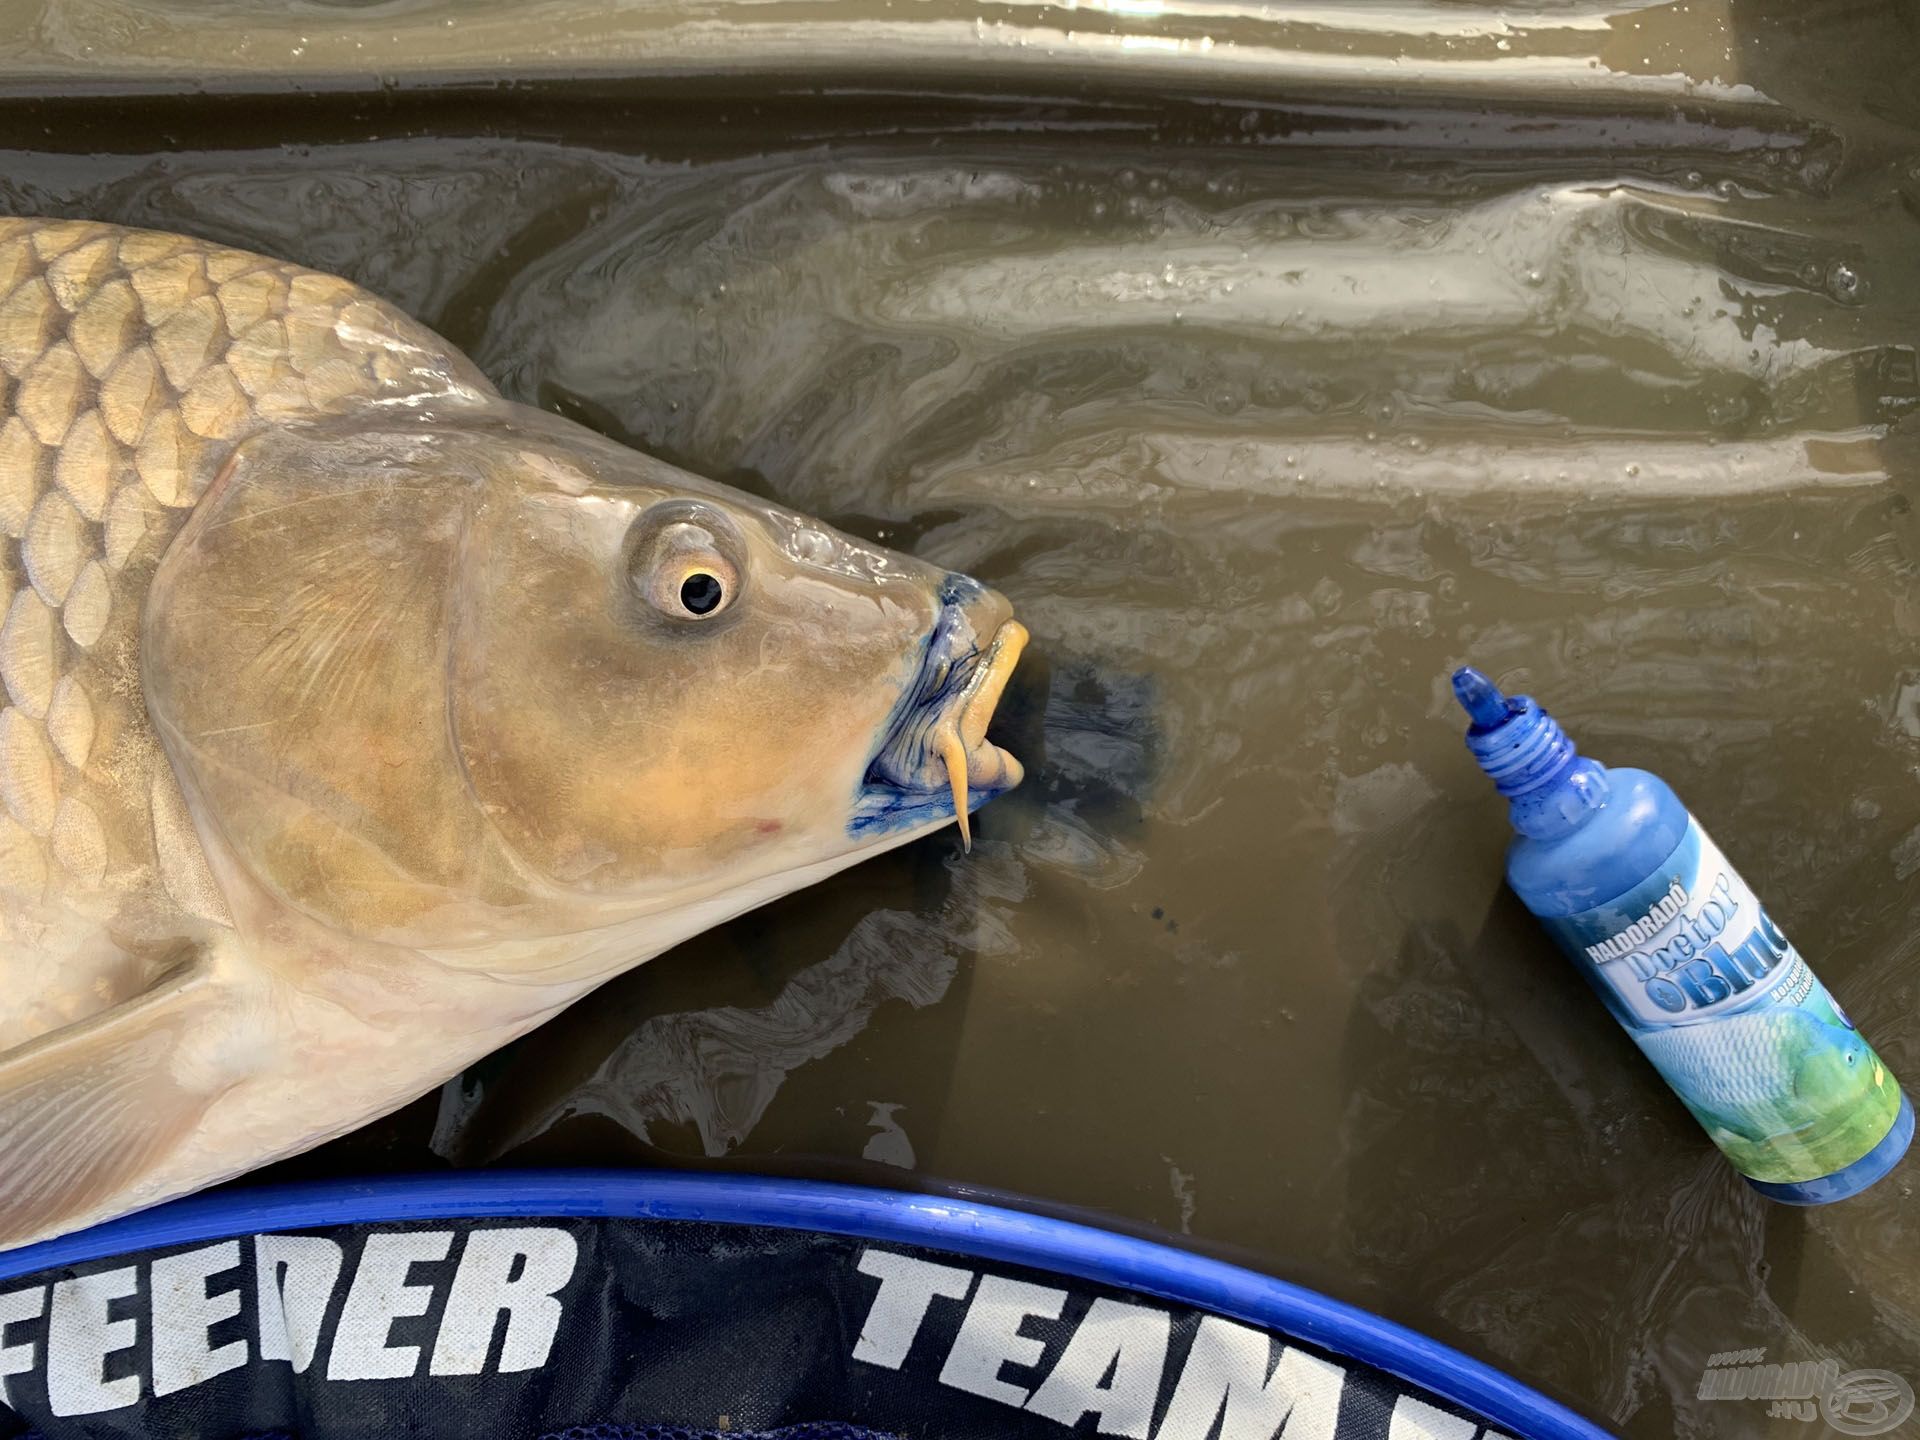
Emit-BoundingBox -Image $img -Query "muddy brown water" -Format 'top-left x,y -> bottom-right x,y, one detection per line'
8,4 -> 1920,1434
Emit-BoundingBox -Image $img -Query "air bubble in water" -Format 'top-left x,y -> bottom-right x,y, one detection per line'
1706,393 -> 1750,428
1825,260 -> 1866,304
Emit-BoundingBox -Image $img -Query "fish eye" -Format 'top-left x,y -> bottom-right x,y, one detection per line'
626,504 -> 745,623
680,571 -> 726,616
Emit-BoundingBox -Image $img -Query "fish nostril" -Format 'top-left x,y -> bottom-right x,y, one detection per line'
938,573 -> 987,607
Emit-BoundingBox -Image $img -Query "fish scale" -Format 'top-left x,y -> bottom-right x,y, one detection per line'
0,216 -> 1026,1250
0,216 -> 491,1051
1635,1006 -> 1845,1139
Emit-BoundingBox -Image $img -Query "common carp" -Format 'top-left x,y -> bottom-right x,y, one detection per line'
0,217 -> 1027,1247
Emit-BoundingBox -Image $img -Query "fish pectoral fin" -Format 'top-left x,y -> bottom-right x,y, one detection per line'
0,950 -> 256,1250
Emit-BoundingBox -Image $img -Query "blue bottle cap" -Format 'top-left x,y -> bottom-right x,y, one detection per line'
1451,667 -> 1576,797
1452,666 -> 1513,730
1452,666 -> 1610,839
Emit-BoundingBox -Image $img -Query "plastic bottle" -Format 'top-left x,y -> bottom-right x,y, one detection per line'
1451,665 -> 1913,1204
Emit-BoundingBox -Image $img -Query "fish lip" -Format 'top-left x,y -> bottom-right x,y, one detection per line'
851,608 -> 1028,838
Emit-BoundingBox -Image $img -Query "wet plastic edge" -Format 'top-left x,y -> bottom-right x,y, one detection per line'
1746,1089 -> 1916,1205
0,1170 -> 1618,1440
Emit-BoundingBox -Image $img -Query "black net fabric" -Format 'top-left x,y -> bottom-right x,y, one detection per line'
21,1434 -> 893,1440
541,1428 -> 894,1440
0,1215 -> 1521,1440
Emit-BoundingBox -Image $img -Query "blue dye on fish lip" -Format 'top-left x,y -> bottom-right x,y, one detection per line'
850,590 -> 1025,840
936,572 -> 987,608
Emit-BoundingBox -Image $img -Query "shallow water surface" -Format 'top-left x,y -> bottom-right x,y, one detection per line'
8,6 -> 1920,1433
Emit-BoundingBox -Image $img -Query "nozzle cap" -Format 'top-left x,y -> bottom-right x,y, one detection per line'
1452,666 -> 1512,730
1450,661 -> 1611,839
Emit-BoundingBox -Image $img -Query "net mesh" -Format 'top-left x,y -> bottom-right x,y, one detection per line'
22,1428 -> 895,1440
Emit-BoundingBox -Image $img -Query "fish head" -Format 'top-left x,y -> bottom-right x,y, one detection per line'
446,417 -> 1029,914
145,409 -> 1026,962
1791,1024 -> 1878,1113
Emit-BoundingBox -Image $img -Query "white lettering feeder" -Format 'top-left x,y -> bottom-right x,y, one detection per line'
0,1172 -> 1609,1440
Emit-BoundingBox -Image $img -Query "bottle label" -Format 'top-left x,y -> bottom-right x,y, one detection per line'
1540,817 -> 1903,1186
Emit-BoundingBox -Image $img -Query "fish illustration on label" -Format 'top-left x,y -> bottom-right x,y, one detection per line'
1542,822 -> 1902,1187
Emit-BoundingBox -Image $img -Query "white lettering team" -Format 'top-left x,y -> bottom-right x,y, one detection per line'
0,1232 -> 1502,1439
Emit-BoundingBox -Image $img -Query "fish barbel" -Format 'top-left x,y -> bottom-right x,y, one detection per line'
0,217 -> 1027,1247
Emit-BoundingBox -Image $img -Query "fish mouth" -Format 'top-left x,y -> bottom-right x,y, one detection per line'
854,608 -> 1029,849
